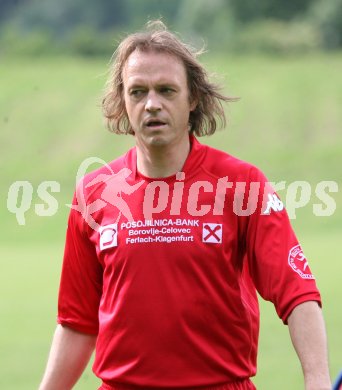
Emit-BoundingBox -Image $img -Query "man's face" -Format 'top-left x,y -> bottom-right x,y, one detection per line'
123,49 -> 196,149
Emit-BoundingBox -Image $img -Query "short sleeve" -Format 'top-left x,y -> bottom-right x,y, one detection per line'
244,167 -> 321,324
57,192 -> 103,334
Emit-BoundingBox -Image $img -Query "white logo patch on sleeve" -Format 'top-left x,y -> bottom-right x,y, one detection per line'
288,244 -> 315,279
263,193 -> 284,214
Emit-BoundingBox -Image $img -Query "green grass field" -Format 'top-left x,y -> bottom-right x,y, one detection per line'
1,53 -> 341,388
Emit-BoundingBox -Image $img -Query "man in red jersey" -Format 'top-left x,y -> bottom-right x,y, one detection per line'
39,21 -> 331,390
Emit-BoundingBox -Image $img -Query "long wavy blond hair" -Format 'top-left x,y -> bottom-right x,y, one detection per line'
102,20 -> 236,136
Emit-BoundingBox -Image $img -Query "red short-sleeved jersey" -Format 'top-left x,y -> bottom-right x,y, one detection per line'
57,136 -> 321,388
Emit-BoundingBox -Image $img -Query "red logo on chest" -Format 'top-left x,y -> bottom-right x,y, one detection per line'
202,223 -> 222,244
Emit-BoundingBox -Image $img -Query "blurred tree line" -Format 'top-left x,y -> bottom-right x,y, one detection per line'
0,0 -> 341,56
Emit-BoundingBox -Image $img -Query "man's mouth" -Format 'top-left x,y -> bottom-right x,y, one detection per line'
145,119 -> 167,128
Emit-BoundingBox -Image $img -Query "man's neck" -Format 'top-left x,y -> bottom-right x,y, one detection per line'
136,137 -> 191,178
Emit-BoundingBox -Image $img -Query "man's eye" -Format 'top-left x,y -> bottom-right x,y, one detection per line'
160,87 -> 174,94
130,90 -> 145,97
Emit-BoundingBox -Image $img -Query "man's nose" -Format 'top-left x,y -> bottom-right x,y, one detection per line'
145,91 -> 162,112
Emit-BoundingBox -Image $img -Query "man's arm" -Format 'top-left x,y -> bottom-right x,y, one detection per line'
39,324 -> 97,390
287,301 -> 331,390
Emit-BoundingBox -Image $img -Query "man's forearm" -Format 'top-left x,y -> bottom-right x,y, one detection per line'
287,301 -> 331,390
39,324 -> 97,390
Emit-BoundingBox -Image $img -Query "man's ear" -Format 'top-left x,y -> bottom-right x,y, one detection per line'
190,98 -> 198,112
